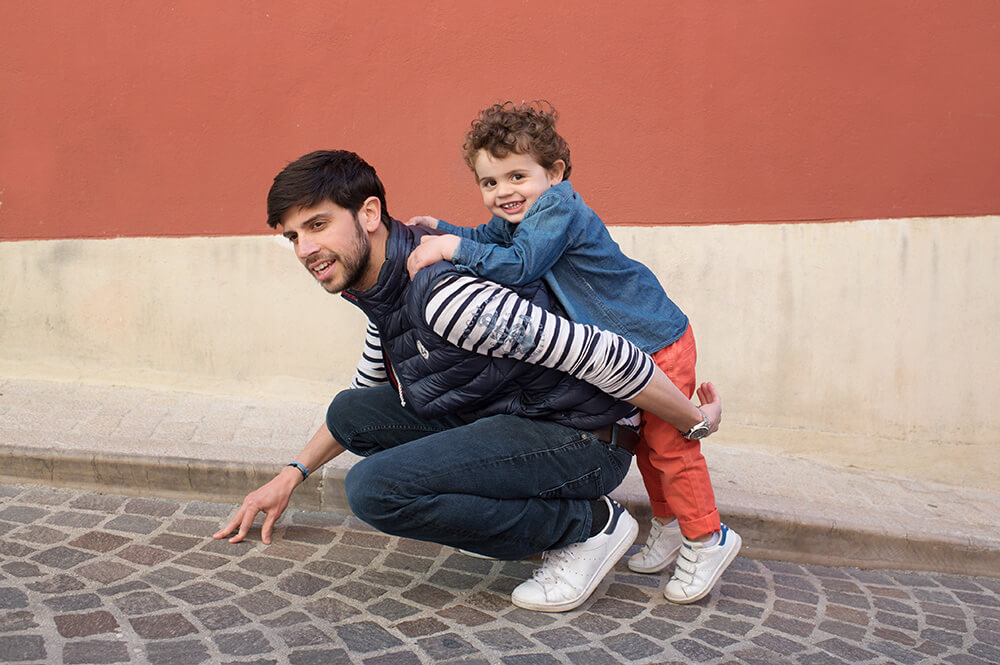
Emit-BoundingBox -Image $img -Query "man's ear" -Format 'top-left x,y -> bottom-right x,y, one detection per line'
548,160 -> 567,184
358,196 -> 383,232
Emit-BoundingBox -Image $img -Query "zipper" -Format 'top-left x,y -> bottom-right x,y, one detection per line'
385,356 -> 407,407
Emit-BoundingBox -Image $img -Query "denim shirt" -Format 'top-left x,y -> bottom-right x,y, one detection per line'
438,181 -> 688,354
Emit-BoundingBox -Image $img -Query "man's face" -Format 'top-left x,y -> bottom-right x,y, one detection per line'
473,150 -> 564,224
279,201 -> 372,294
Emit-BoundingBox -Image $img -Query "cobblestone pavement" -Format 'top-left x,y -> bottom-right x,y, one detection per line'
2,484 -> 999,665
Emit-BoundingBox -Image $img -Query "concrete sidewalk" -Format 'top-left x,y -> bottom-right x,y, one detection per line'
2,378 -> 998,578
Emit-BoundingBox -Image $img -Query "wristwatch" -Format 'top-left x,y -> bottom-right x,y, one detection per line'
682,407 -> 711,440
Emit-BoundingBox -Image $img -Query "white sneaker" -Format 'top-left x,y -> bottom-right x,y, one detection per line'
663,523 -> 741,604
511,496 -> 638,612
627,517 -> 683,573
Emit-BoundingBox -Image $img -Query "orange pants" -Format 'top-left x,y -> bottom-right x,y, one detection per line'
636,324 -> 721,539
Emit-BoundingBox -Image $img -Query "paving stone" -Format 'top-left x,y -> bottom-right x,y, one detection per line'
436,605 -> 495,627
104,514 -> 161,534
214,570 -> 263,590
125,497 -> 181,517
262,541 -> 317,561
26,573 -> 86,593
336,620 -> 404,652
77,560 -> 138,584
43,592 -> 102,611
213,628 -> 273,656
70,531 -> 131,553
11,523 -> 70,544
278,571 -> 330,596
362,652 -> 422,665
62,638 -> 130,664
0,541 -> 36,558
817,619 -> 866,641
569,612 -> 620,635
0,634 -> 45,662
566,646 -> 619,665
474,626 -> 534,650
70,494 -> 127,512
166,518 -> 220,537
2,560 -> 43,578
302,596 -> 361,623
115,590 -> 176,615
366,599 -> 421,623
130,612 -> 199,639
192,604 -> 252,630
54,610 -> 119,638
401,582 -> 456,608
145,639 -> 212,665
168,581 -> 234,605
503,608 -> 557,629
427,568 -> 481,590
670,636 -> 724,662
396,616 -> 449,638
173,551 -> 230,570
234,589 -> 292,616
47,511 -> 106,528
533,626 -> 590,649
816,637 -> 877,661
150,533 -> 202,552
117,544 -> 175,566
416,632 -> 478,660
288,648 -> 352,665
31,545 -> 96,569
279,623 -> 331,646
239,556 -> 296,577
0,505 -> 49,523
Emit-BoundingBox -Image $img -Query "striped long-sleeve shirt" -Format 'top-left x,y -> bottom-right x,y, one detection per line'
350,274 -> 655,407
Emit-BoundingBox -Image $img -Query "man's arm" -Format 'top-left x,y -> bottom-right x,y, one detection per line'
351,320 -> 388,387
213,423 -> 346,544
424,274 -> 719,434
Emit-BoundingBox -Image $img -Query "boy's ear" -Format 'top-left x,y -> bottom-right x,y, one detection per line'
548,160 -> 567,184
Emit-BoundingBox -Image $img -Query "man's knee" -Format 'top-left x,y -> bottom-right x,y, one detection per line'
344,457 -> 409,530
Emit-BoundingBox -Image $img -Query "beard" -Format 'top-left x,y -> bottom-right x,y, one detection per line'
318,216 -> 372,294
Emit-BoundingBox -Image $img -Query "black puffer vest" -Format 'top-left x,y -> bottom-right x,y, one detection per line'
341,220 -> 635,430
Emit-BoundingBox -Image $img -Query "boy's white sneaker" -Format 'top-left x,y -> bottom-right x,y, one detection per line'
511,496 -> 638,612
627,517 -> 683,573
663,523 -> 741,604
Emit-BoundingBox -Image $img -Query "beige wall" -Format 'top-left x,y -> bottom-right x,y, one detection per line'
3,217 -> 997,490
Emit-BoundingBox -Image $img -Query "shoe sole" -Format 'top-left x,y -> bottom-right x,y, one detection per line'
627,545 -> 680,574
512,513 -> 639,613
664,531 -> 742,604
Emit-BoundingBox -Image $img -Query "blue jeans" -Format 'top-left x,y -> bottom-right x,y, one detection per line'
327,386 -> 634,560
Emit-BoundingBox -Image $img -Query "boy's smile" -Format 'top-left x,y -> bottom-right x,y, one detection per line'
473,151 -> 565,224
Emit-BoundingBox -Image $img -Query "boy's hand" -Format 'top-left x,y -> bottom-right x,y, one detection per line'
407,234 -> 460,278
406,215 -> 439,230
696,381 -> 722,435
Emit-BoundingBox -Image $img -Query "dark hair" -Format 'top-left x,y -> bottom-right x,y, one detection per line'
266,150 -> 390,229
462,101 -> 572,180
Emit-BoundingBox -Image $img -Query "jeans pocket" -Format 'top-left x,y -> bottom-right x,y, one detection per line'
538,467 -> 603,499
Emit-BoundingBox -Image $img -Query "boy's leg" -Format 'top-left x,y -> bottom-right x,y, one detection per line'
326,386 -> 635,561
636,325 -> 720,538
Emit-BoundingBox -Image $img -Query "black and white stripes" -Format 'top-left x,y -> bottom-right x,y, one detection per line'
424,275 -> 654,400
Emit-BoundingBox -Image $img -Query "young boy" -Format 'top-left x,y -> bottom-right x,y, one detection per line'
406,101 -> 740,604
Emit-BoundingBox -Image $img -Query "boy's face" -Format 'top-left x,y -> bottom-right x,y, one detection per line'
473,150 -> 565,224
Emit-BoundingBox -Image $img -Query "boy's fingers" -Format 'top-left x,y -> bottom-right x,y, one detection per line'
228,507 -> 259,544
261,512 -> 279,545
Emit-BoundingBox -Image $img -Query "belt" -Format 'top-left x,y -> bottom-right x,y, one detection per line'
592,424 -> 640,454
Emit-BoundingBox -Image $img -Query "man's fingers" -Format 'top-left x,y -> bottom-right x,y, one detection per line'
228,503 -> 261,543
260,511 -> 280,545
213,508 -> 245,540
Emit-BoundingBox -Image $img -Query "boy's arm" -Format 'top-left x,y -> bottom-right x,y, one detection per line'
449,194 -> 576,286
422,274 -> 719,434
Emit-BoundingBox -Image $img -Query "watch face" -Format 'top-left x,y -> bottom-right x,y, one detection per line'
688,426 -> 710,440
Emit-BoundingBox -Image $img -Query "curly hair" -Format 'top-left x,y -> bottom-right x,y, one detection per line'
462,101 -> 572,180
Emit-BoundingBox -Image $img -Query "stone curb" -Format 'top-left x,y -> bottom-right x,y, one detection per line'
3,444 -> 998,579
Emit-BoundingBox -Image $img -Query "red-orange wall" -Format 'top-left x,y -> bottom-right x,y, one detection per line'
2,2 -> 998,240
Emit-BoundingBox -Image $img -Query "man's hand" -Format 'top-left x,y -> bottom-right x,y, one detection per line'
406,215 -> 439,229
406,234 -> 460,279
212,467 -> 301,545
696,381 -> 722,436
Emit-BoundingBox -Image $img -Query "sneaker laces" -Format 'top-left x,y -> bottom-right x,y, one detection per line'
531,546 -> 582,593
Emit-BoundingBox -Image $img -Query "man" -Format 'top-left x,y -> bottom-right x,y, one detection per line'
214,150 -> 721,612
